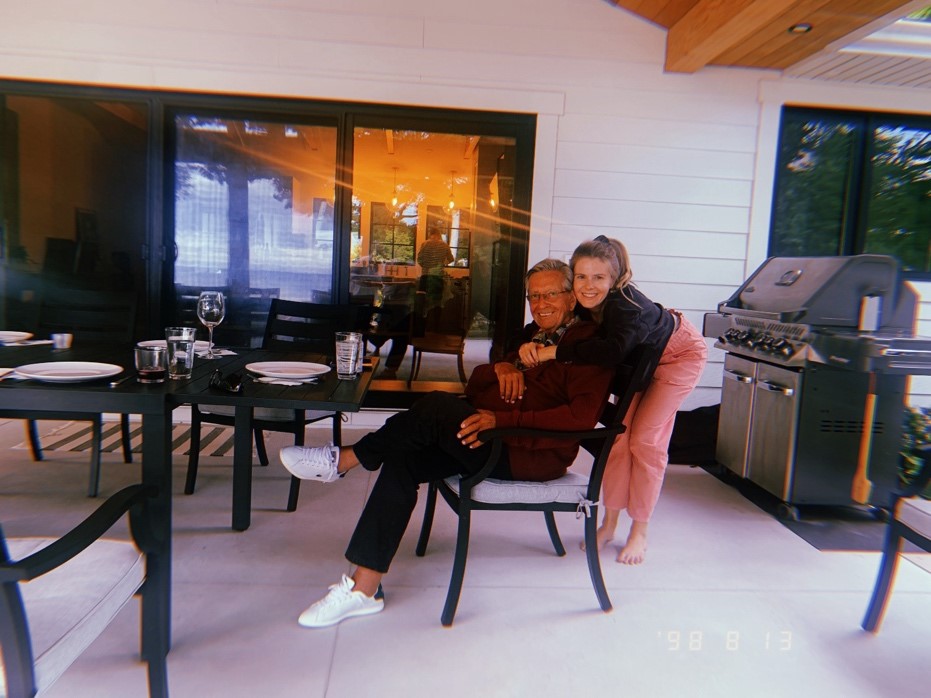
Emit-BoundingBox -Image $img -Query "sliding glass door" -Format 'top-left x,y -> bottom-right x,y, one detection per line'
169,111 -> 338,346
0,91 -> 149,336
2,78 -> 535,406
349,126 -> 517,389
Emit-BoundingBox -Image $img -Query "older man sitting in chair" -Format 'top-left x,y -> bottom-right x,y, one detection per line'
278,258 -> 614,627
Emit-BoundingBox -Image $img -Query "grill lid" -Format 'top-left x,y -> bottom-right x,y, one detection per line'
718,254 -> 916,331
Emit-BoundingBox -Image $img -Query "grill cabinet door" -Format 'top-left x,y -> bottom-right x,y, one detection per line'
716,354 -> 757,478
746,363 -> 802,500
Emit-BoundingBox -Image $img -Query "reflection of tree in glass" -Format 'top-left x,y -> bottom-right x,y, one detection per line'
175,117 -> 294,296
772,110 -> 931,275
865,126 -> 931,273
771,115 -> 858,257
370,202 -> 417,262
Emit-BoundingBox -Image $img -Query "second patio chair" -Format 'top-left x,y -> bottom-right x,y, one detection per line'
184,299 -> 371,511
0,483 -> 167,697
408,276 -> 471,385
415,343 -> 660,626
861,445 -> 931,633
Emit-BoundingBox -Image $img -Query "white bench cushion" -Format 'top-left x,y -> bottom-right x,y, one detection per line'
898,497 -> 931,538
0,537 -> 144,696
443,471 -> 590,505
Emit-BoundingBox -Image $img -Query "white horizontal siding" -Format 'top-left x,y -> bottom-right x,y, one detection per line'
549,227 -> 748,260
556,142 -> 756,180
552,197 -> 749,234
564,86 -> 762,125
554,170 -> 753,207
558,113 -> 759,153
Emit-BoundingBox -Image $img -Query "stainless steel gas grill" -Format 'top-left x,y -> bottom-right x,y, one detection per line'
703,254 -> 931,520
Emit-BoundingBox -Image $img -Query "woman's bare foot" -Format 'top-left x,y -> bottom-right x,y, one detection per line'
580,524 -> 615,552
616,521 -> 648,565
580,508 -> 620,551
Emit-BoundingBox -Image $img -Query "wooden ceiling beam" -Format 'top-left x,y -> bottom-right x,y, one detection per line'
664,0 -> 829,73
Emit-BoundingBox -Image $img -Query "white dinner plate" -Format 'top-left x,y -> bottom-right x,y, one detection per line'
138,339 -> 211,352
14,361 -> 123,383
245,361 -> 331,379
0,331 -> 34,344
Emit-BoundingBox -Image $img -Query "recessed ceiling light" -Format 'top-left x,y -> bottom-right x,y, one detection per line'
789,23 -> 813,34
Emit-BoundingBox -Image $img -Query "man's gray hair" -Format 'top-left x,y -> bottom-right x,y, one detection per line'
525,258 -> 572,291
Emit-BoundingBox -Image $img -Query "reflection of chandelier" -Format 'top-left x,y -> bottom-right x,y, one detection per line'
391,167 -> 399,208
489,172 -> 499,211
447,171 -> 456,212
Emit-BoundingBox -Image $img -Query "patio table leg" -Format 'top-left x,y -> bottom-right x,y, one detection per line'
232,406 -> 254,531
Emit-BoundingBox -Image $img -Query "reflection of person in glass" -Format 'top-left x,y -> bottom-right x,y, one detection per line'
417,225 -> 453,307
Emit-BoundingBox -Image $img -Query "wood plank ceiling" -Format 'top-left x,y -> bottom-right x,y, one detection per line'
607,0 -> 923,73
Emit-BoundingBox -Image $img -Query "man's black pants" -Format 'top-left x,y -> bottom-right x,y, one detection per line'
346,391 -> 510,573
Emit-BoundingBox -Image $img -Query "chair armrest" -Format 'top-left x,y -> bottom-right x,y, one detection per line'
459,424 -> 625,490
0,484 -> 157,583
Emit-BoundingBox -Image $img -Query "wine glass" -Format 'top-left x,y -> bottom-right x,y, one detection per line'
196,291 -> 226,359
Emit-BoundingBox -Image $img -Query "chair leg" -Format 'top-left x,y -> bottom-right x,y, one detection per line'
456,351 -> 467,383
333,413 -> 342,447
184,410 -> 203,495
87,416 -> 103,498
415,481 -> 438,556
120,413 -> 133,464
25,420 -> 44,461
407,350 -> 422,387
544,511 -> 566,556
286,477 -> 301,513
441,505 -> 472,627
862,522 -> 904,633
254,428 -> 269,466
584,507 -> 612,612
286,424 -> 307,512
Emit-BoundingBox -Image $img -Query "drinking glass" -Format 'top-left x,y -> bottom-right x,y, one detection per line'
196,291 -> 226,359
134,345 -> 167,383
335,331 -> 361,380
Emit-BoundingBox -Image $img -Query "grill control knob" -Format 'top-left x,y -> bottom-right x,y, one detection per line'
759,334 -> 776,352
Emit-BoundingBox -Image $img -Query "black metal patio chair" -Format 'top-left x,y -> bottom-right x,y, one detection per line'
0,483 -> 167,697
184,299 -> 371,512
861,445 -> 931,633
415,343 -> 660,626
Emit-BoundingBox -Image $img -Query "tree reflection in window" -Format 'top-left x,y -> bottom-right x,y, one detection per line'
370,202 -> 417,263
770,107 -> 931,277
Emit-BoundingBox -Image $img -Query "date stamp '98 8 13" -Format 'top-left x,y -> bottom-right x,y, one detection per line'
658,630 -> 792,653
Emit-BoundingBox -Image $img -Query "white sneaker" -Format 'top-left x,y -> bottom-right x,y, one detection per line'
298,575 -> 385,628
279,443 -> 340,482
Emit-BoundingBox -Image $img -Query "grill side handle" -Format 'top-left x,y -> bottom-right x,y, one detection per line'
714,304 -> 803,323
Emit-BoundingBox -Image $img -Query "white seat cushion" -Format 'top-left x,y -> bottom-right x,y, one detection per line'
443,471 -> 590,505
199,405 -> 335,421
898,497 -> 931,538
1,537 -> 144,696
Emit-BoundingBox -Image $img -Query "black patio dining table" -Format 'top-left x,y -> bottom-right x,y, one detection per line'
0,341 -> 376,651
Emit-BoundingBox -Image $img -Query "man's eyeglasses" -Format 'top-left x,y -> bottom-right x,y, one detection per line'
526,290 -> 570,303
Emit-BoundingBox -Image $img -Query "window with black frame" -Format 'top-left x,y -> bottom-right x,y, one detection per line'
770,106 -> 931,277
370,202 -> 417,263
